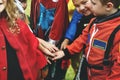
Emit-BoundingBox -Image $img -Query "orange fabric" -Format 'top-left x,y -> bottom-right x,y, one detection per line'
67,17 -> 120,80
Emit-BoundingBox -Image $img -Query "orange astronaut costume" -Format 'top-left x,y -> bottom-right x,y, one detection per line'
65,10 -> 120,80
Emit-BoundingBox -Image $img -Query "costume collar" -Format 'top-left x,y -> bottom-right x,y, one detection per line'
95,9 -> 120,23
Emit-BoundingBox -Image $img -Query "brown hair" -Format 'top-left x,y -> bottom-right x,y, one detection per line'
100,0 -> 120,8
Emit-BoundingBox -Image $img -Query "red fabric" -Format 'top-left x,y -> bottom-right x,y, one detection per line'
66,0 -> 69,3
61,59 -> 70,69
40,0 -> 70,69
67,17 -> 120,80
30,0 -> 69,41
0,18 -> 47,80
30,0 -> 40,30
30,0 -> 69,69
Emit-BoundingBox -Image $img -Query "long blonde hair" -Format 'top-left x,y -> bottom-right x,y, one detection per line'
3,0 -> 19,28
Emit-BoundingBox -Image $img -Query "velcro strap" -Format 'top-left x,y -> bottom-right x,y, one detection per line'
84,58 -> 104,70
87,64 -> 103,70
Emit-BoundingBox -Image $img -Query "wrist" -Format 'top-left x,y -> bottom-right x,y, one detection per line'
64,39 -> 70,44
63,48 -> 71,59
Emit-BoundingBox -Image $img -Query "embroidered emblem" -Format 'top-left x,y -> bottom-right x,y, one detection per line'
37,3 -> 56,30
92,39 -> 107,50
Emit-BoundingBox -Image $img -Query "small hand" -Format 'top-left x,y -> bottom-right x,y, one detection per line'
46,56 -> 52,64
52,50 -> 65,60
41,42 -> 58,53
37,37 -> 59,53
60,39 -> 69,50
39,43 -> 55,57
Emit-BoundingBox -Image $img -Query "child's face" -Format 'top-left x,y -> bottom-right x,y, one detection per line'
86,0 -> 107,16
72,0 -> 92,16
0,0 -> 7,13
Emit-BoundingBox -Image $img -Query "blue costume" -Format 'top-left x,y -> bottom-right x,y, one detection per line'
65,10 -> 83,41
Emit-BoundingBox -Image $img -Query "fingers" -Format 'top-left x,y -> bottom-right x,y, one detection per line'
46,57 -> 52,64
52,55 -> 60,61
60,42 -> 65,50
60,44 -> 64,50
52,50 -> 65,60
60,42 -> 68,50
38,41 -> 64,61
44,48 -> 55,57
47,46 -> 58,53
39,43 -> 57,57
52,46 -> 59,51
60,39 -> 69,50
43,43 -> 59,53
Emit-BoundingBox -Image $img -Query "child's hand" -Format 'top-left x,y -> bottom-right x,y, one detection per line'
37,37 -> 59,58
37,37 -> 59,53
60,39 -> 69,50
39,43 -> 56,57
52,50 -> 65,60
46,56 -> 52,64
42,42 -> 58,53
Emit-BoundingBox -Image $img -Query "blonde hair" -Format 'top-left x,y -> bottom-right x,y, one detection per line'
3,0 -> 19,28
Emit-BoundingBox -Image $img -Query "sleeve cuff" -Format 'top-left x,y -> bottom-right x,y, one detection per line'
48,38 -> 59,45
63,48 -> 72,59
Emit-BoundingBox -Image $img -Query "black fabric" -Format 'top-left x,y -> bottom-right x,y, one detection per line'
45,59 -> 67,80
5,37 -> 24,80
75,14 -> 94,39
74,56 -> 88,80
103,25 -> 120,66
79,57 -> 88,80
63,48 -> 72,59
95,9 -> 120,23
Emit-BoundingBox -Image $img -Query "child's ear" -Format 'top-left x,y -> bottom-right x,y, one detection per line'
106,2 -> 114,11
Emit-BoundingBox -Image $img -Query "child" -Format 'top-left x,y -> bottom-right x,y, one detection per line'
30,0 -> 69,80
0,0 -> 54,79
53,0 -> 120,80
16,0 -> 58,56
61,0 -> 94,74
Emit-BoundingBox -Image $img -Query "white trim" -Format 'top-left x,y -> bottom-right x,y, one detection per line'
86,24 -> 98,61
48,38 -> 58,45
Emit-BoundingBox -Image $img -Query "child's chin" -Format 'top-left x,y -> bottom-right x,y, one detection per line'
84,12 -> 91,16
93,13 -> 97,16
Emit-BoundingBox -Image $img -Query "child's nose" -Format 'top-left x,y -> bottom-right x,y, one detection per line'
79,5 -> 85,10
